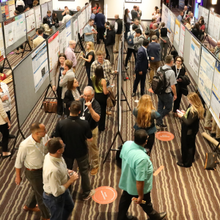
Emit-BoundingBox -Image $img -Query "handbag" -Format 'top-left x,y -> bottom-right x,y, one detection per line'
107,87 -> 116,108
0,73 -> 6,81
43,100 -> 57,113
204,143 -> 219,170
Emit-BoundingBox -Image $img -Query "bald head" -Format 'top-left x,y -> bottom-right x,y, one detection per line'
184,6 -> 188,11
69,40 -> 76,49
115,14 -> 119,19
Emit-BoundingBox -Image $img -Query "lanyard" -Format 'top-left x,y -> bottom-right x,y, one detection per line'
34,142 -> 45,158
82,98 -> 94,116
175,65 -> 181,78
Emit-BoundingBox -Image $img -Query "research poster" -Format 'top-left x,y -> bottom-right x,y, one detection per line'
25,9 -> 35,33
167,9 -> 171,31
32,42 -> 49,93
78,13 -> 84,36
179,24 -> 185,57
66,20 -> 72,48
34,6 -> 42,28
47,1 -> 53,11
8,0 -> 15,18
59,29 -> 66,54
208,11 -> 215,40
174,19 -> 180,48
0,24 -> 5,61
48,31 -> 59,73
213,14 -> 220,43
170,13 -> 175,33
4,14 -> 26,49
72,18 -> 78,43
41,3 -> 48,18
189,35 -> 201,76
198,47 -> 215,106
210,61 -> 220,128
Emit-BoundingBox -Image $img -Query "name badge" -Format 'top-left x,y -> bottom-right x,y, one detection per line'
80,116 -> 85,120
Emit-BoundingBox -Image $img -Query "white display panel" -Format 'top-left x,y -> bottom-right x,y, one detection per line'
41,3 -> 48,18
179,24 -> 185,57
34,5 -> 42,28
31,42 -> 49,93
210,61 -> 220,128
198,47 -> 215,107
65,19 -> 72,48
48,31 -> 60,73
174,19 -> 180,53
25,9 -> 35,33
72,18 -> 78,43
59,29 -> 66,54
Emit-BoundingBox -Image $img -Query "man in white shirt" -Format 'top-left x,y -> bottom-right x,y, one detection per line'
65,40 -> 77,72
43,137 -> 79,220
33,28 -> 45,49
189,12 -> 196,26
15,122 -> 50,220
61,11 -> 72,24
84,19 -> 97,42
130,18 -> 143,32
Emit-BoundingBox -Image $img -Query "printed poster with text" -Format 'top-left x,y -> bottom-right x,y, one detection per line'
72,19 -> 78,44
189,35 -> 200,76
174,19 -> 180,49
48,31 -> 59,73
34,6 -> 42,28
32,42 -> 49,93
211,61 -> 220,128
198,47 -> 215,106
25,9 -> 35,33
66,20 -> 72,48
59,29 -> 66,54
179,24 -> 185,57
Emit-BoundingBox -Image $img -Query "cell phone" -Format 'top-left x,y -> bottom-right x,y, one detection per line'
176,109 -> 182,114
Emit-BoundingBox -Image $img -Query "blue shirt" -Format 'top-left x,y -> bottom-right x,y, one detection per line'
119,141 -> 153,195
84,24 -> 94,42
177,15 -> 182,22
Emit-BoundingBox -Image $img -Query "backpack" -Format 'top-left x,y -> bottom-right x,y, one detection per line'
145,25 -> 150,35
152,67 -> 170,94
127,32 -> 135,46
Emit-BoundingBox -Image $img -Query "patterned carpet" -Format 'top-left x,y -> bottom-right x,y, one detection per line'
0,41 -> 220,220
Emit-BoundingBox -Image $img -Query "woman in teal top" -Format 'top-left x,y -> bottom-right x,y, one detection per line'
92,66 -> 108,132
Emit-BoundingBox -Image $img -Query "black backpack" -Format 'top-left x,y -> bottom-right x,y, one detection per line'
127,32 -> 135,46
152,67 -> 170,94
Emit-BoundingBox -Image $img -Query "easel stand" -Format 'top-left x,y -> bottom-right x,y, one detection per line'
75,33 -> 85,53
2,57 -> 12,71
40,83 -> 57,109
21,41 -> 32,58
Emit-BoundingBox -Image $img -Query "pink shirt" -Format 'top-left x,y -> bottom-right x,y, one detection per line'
65,47 -> 77,67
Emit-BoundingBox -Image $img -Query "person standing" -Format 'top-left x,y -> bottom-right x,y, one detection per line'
131,5 -> 138,21
132,39 -> 151,97
147,35 -> 161,85
137,6 -> 142,21
133,29 -> 145,52
81,86 -> 101,175
33,28 -> 45,49
83,19 -> 97,43
133,95 -> 160,155
124,9 -> 132,41
65,40 -> 77,72
92,66 -> 109,132
90,9 -> 96,20
61,11 -> 72,24
117,129 -> 166,220
177,92 -> 204,167
54,101 -> 95,200
14,122 -> 50,220
105,24 -> 115,65
177,11 -> 184,22
95,9 -> 105,44
156,55 -> 177,128
52,53 -> 67,117
43,137 -> 79,220
80,41 -> 95,86
114,14 -> 122,53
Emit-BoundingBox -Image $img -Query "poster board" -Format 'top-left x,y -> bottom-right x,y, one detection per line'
8,0 -> 15,18
65,19 -> 72,48
198,5 -> 209,31
4,14 -> 27,55
210,61 -> 220,128
78,12 -> 84,36
72,18 -> 78,43
183,29 -> 201,84
41,3 -> 48,19
47,1 -> 53,12
25,8 -> 36,36
48,31 -> 59,74
58,24 -> 66,54
13,41 -> 49,126
207,11 -> 220,42
198,47 -> 215,107
1,2 -> 9,21
34,5 -> 42,28
0,23 -> 5,61
174,19 -> 180,53
179,24 -> 185,57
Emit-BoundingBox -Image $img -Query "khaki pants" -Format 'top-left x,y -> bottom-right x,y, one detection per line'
204,109 -> 212,128
87,126 -> 99,168
211,120 -> 220,138
115,34 -> 121,52
149,61 -> 160,84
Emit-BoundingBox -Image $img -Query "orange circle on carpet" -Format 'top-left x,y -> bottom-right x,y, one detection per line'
92,186 -> 117,204
148,88 -> 154,93
156,131 -> 174,141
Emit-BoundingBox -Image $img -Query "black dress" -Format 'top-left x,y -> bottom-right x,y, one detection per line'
181,109 -> 199,166
57,67 -> 64,116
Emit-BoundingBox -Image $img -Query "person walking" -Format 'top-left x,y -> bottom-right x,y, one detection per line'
95,9 -> 105,44
105,24 -> 115,65
114,14 -> 123,53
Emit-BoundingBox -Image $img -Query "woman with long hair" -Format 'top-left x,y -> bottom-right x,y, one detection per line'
177,92 -> 204,168
124,8 -> 132,41
92,66 -> 108,132
80,42 -> 95,86
133,95 -> 160,155
52,53 -> 66,117
63,78 -> 81,116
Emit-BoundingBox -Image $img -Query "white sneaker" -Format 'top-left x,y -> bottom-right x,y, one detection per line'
83,189 -> 95,201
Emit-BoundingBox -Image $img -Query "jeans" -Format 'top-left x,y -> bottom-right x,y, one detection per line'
64,154 -> 91,197
156,93 -> 173,125
115,34 -> 122,51
160,38 -> 168,61
117,190 -> 159,220
86,66 -> 92,86
0,123 -> 9,152
43,190 -> 74,220
133,71 -> 147,95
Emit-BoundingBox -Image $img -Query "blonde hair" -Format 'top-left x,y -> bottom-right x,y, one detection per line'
136,95 -> 155,128
86,41 -> 95,52
187,92 -> 204,119
96,50 -> 105,56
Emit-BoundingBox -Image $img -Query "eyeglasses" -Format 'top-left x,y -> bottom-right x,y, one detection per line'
176,60 -> 182,62
83,94 -> 91,97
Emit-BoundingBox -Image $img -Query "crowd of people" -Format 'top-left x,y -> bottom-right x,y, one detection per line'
0,2 -> 217,220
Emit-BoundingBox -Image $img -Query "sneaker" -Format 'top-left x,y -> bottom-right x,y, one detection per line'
125,66 -> 129,70
132,93 -> 136,97
106,111 -> 112,115
83,189 -> 95,201
91,167 -> 99,175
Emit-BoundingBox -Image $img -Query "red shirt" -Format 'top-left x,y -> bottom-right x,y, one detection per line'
200,24 -> 205,31
92,6 -> 101,13
150,22 -> 154,29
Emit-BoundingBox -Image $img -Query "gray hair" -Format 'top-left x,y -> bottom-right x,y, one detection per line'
84,86 -> 94,95
152,35 -> 158,41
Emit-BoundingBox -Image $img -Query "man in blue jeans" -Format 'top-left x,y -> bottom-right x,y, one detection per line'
43,137 -> 79,220
156,55 -> 177,128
